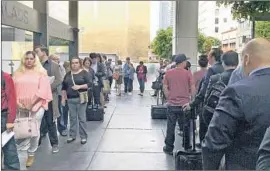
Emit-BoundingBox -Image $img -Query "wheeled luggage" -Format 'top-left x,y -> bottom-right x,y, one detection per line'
86,88 -> 104,121
86,104 -> 104,121
151,105 -> 167,119
174,109 -> 203,170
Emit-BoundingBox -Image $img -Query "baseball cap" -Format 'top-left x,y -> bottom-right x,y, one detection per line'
174,54 -> 189,64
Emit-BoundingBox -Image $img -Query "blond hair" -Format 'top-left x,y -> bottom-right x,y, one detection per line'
14,51 -> 47,76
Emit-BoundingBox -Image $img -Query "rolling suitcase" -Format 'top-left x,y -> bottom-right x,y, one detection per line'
151,105 -> 167,119
86,89 -> 104,121
175,109 -> 202,170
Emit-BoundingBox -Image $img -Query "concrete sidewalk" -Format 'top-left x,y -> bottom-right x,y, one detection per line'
18,91 -> 185,170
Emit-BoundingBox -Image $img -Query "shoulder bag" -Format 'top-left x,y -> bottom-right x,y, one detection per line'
13,108 -> 39,139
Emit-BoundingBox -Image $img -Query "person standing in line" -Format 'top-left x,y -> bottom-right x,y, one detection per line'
162,54 -> 196,155
136,61 -> 148,96
113,60 -> 123,96
257,127 -> 270,170
83,57 -> 95,105
228,65 -> 245,85
61,57 -> 91,144
123,57 -> 131,93
127,63 -> 135,95
106,59 -> 114,88
49,54 -> 68,136
193,55 -> 208,92
89,53 -> 106,106
34,45 -> 61,153
152,59 -> 166,97
13,51 -> 52,167
96,53 -> 107,108
201,38 -> 270,170
1,71 -> 20,170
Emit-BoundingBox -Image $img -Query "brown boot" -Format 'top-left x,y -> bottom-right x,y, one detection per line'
26,156 -> 35,167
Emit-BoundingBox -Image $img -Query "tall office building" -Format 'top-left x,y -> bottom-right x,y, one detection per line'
79,1 -> 150,60
198,1 -> 237,39
159,1 -> 170,30
158,1 -> 174,30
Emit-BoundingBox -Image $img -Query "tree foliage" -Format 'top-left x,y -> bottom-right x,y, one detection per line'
255,21 -> 270,40
217,1 -> 270,20
151,27 -> 172,59
198,31 -> 221,54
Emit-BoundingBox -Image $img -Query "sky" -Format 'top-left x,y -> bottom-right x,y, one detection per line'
150,1 -> 160,41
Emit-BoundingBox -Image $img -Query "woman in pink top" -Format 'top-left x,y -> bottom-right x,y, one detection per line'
13,51 -> 52,167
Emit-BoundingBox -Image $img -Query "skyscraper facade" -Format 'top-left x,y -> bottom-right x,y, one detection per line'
158,1 -> 173,30
79,1 -> 151,61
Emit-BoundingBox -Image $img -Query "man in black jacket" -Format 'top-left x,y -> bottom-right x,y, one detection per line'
202,50 -> 239,136
257,127 -> 270,170
183,48 -> 224,143
202,38 -> 270,170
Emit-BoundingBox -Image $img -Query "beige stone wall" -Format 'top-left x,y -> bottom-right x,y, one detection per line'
79,1 -> 150,61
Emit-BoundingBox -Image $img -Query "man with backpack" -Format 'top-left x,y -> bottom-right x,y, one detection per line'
1,71 -> 20,170
202,38 -> 270,170
202,50 -> 239,133
183,48 -> 224,142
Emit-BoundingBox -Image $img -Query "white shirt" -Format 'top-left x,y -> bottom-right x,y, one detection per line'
92,63 -> 98,73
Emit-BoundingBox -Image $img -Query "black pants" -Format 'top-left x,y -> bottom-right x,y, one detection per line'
40,102 -> 59,146
199,109 -> 213,143
57,96 -> 69,133
1,111 -> 20,170
108,76 -> 113,88
124,77 -> 129,93
90,85 -> 101,105
165,106 -> 185,151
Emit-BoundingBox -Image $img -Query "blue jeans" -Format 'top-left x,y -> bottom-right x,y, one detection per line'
128,79 -> 133,92
138,78 -> 145,93
1,111 -> 20,170
124,77 -> 129,93
57,95 -> 68,133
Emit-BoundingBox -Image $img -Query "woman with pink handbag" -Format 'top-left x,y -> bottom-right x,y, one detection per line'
13,51 -> 53,167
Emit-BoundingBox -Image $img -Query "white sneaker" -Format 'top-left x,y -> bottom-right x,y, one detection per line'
128,92 -> 132,95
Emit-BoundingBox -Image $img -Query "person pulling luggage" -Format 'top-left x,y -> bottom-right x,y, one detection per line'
162,54 -> 196,155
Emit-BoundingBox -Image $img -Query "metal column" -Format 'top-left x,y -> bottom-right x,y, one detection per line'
69,1 -> 79,60
33,0 -> 49,49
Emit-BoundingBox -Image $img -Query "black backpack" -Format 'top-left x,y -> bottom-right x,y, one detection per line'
204,74 -> 226,114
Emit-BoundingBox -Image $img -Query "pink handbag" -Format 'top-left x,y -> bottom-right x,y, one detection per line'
13,108 -> 39,139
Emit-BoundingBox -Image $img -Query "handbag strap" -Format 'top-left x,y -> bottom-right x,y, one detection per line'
71,72 -> 76,86
17,108 -> 31,119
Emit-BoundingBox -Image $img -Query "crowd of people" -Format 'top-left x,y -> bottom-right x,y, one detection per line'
1,45 -> 148,169
2,38 -> 270,170
157,38 -> 270,170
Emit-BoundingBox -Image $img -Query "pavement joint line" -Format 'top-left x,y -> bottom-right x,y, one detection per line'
94,151 -> 166,154
85,105 -> 117,170
105,128 -> 164,130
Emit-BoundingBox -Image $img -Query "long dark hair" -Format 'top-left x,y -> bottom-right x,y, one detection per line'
83,57 -> 92,66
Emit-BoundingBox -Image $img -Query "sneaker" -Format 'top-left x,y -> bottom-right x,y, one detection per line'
163,146 -> 173,155
60,130 -> 68,136
52,145 -> 59,153
81,138 -> 87,145
177,131 -> 183,136
128,92 -> 132,95
26,156 -> 35,167
67,138 -> 76,143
